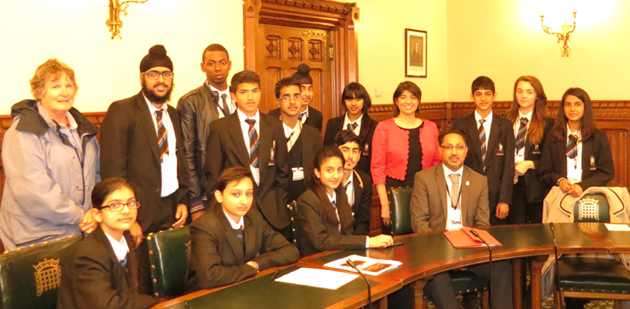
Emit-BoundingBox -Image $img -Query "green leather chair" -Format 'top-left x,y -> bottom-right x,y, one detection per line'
289,201 -> 299,245
556,193 -> 630,308
146,226 -> 190,298
0,235 -> 82,309
387,187 -> 489,309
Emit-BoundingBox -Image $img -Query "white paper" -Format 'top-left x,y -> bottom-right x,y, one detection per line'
605,223 -> 630,231
275,267 -> 358,290
324,254 -> 402,276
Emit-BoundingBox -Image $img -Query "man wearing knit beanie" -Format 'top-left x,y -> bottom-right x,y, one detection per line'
100,44 -> 190,293
268,63 -> 323,132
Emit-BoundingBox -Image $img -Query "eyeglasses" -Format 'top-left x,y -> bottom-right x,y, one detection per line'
280,94 -> 302,102
101,200 -> 141,212
143,71 -> 174,80
441,145 -> 466,151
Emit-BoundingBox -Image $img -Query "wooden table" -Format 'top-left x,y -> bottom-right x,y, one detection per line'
152,264 -> 402,309
153,223 -> 629,309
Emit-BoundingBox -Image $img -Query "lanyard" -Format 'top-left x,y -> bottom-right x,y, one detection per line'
445,181 -> 462,210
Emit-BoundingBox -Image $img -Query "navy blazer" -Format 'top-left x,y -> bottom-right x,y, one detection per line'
539,128 -> 614,189
453,113 -> 515,215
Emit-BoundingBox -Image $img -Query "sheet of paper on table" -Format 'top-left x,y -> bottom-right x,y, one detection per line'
323,254 -> 403,276
274,267 -> 359,290
605,223 -> 630,231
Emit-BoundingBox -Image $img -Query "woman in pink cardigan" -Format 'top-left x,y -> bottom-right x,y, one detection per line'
371,81 -> 441,229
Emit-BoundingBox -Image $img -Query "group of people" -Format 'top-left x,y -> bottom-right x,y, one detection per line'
0,42 -> 614,309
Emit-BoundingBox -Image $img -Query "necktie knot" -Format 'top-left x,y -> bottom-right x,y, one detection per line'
155,110 -> 163,120
298,111 -> 307,121
520,117 -> 528,125
245,118 -> 256,127
331,200 -> 337,208
347,122 -> 358,131
449,173 -> 460,184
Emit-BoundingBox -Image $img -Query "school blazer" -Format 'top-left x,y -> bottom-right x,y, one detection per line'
186,204 -> 299,291
350,169 -> 372,236
323,115 -> 379,176
100,92 -> 190,234
296,189 -> 366,257
539,128 -> 614,190
205,112 -> 290,229
268,106 -> 323,132
57,227 -> 158,309
410,163 -> 490,233
519,116 -> 554,204
453,113 -> 515,210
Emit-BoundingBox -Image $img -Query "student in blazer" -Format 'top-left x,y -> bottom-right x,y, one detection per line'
539,87 -> 614,197
506,76 -> 555,224
323,82 -> 379,176
187,167 -> 298,291
205,71 -> 290,235
452,76 -> 515,225
296,147 -> 392,257
58,178 -> 158,309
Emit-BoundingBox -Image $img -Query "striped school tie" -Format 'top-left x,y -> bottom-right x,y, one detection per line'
298,111 -> 307,123
515,118 -> 528,152
331,200 -> 341,231
245,119 -> 259,168
566,134 -> 578,159
155,110 -> 168,160
478,119 -> 487,173
347,122 -> 358,131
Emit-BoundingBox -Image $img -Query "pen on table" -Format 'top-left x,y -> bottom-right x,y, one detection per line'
388,242 -> 404,248
270,269 -> 280,281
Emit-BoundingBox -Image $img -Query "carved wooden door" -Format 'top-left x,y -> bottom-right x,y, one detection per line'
258,25 -> 331,121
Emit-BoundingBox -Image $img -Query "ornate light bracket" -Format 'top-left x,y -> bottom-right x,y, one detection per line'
540,11 -> 577,57
106,0 -> 150,39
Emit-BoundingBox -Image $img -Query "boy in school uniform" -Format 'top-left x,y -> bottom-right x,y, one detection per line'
453,76 -> 515,225
274,77 -> 322,203
205,70 -> 291,238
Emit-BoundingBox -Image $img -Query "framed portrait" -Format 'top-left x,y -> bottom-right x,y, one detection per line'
405,29 -> 427,78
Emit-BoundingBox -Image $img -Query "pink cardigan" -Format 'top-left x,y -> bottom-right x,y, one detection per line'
370,118 -> 442,185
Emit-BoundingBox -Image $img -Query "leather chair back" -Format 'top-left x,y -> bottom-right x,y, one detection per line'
0,236 -> 81,309
146,226 -> 190,298
388,187 -> 414,236
289,201 -> 299,245
573,193 -> 610,223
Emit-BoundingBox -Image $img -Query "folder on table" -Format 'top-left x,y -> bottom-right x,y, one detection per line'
444,228 -> 502,248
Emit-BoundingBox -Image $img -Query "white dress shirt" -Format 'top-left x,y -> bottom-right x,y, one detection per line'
208,82 -> 235,117
342,113 -> 363,136
104,231 -> 129,262
223,209 -> 245,230
475,110 -> 493,140
144,95 -> 179,197
566,125 -> 583,184
443,164 -> 464,230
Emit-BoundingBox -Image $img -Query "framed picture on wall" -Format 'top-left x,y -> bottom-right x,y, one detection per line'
405,29 -> 427,78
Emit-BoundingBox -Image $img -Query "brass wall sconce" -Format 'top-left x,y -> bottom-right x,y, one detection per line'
107,0 -> 150,39
540,11 -> 577,57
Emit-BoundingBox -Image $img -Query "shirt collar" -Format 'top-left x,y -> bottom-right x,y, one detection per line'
566,124 -> 581,137
344,172 -> 354,187
237,109 -> 260,123
442,163 -> 464,178
474,110 -> 493,124
344,113 -> 363,125
37,101 -> 77,130
223,209 -> 245,230
143,93 -> 168,114
326,190 -> 337,203
519,110 -> 532,122
207,82 -> 230,96
104,231 -> 129,262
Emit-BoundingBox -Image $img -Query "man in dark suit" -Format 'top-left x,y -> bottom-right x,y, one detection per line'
410,129 -> 513,309
334,130 -> 371,236
453,76 -> 515,225
177,44 -> 234,220
274,77 -> 321,203
205,70 -> 291,239
100,44 -> 189,239
268,63 -> 323,131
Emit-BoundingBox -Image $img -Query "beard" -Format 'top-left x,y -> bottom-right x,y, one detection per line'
141,79 -> 174,104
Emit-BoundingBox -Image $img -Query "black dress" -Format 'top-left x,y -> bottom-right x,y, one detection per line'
385,125 -> 423,188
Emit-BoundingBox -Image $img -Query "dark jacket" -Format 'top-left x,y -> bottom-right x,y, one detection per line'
539,128 -> 614,189
177,83 -> 223,213
350,169 -> 372,236
100,92 -> 190,234
323,114 -> 378,176
453,112 -> 515,222
205,112 -> 290,229
186,204 -> 299,291
520,116 -> 555,204
296,189 -> 365,257
57,227 -> 158,309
